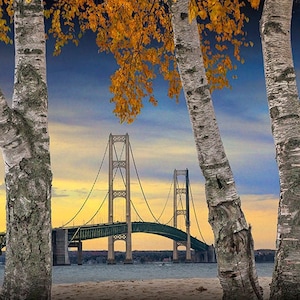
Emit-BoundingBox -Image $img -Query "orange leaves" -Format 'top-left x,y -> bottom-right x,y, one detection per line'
1,0 -> 261,122
88,12 -> 97,32
188,0 -> 261,90
248,0 -> 260,9
0,0 -> 13,44
188,0 -> 198,23
46,0 -> 260,122
0,18 -> 10,44
47,0 -> 179,123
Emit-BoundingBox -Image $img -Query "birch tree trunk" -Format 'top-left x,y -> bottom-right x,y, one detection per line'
260,0 -> 300,298
0,0 -> 52,299
170,0 -> 262,299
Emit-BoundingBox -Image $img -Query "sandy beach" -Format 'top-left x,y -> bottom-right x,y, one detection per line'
52,277 -> 271,300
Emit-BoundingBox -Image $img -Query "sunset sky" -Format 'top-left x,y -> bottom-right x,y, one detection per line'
0,3 -> 299,251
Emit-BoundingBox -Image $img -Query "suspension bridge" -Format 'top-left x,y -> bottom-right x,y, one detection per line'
0,134 -> 215,265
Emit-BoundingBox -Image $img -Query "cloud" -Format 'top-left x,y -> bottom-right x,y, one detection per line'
52,187 -> 69,198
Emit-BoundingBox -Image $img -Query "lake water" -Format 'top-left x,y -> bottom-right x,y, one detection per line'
0,262 -> 274,285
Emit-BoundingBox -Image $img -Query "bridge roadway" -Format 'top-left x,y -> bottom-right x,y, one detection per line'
66,221 -> 209,251
0,221 -> 209,251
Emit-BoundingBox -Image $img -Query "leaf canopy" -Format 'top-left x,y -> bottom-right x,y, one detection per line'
0,0 -> 260,123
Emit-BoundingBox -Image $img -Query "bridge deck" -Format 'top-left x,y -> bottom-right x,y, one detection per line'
0,222 -> 209,252
65,221 -> 209,252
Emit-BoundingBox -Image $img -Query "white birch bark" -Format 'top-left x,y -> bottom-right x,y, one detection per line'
0,0 -> 52,299
170,0 -> 262,299
260,0 -> 300,298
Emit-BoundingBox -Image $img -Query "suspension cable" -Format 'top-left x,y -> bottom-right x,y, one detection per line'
156,180 -> 173,222
112,142 -> 126,186
60,140 -> 109,228
83,192 -> 108,225
189,182 -> 206,243
68,191 -> 110,244
84,143 -> 126,226
129,143 -> 160,223
130,199 -> 144,221
165,215 -> 174,226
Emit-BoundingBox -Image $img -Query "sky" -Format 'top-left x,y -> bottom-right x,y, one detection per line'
0,3 -> 300,251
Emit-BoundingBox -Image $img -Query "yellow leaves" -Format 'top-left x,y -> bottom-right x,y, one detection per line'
88,13 -> 97,32
25,0 -> 31,3
44,9 -> 51,19
215,44 -> 227,51
188,0 -> 198,23
198,9 -> 207,20
0,0 -> 13,44
45,0 -> 259,122
189,0 -> 259,90
248,0 -> 260,9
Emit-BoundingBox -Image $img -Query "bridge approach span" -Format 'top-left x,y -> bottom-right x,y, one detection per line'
65,221 -> 209,252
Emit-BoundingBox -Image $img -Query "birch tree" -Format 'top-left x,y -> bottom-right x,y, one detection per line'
0,0 -> 264,299
0,0 -> 52,299
47,0 -> 262,298
170,0 -> 262,298
260,0 -> 300,298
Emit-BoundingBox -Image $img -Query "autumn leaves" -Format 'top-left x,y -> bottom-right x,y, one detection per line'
0,0 -> 260,123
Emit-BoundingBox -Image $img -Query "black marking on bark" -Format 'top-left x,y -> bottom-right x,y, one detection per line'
263,21 -> 285,36
195,85 -> 210,99
278,113 -> 299,121
24,48 -> 43,55
268,94 -> 275,101
220,270 -> 237,278
15,1 -> 43,17
15,63 -> 47,111
186,67 -> 197,74
187,90 -> 193,96
285,137 -> 300,150
180,12 -> 188,20
216,175 -> 224,190
195,87 -> 203,94
13,110 -> 35,153
175,43 -> 185,52
204,161 -> 228,170
270,106 -> 279,119
275,67 -> 296,82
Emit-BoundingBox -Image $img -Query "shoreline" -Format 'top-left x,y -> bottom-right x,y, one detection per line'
52,277 -> 272,299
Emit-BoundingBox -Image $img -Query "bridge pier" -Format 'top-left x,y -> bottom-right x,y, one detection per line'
194,245 -> 216,262
107,236 -> 116,264
52,229 -> 70,266
69,241 -> 83,265
208,245 -> 216,262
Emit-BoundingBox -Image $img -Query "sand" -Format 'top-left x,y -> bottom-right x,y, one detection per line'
52,277 -> 271,300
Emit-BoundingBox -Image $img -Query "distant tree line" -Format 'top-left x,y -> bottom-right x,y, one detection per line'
66,249 -> 274,265
0,249 -> 275,266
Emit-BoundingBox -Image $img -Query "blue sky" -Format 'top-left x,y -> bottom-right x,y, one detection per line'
0,3 -> 299,250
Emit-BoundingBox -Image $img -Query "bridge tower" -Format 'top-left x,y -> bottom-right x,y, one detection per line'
173,169 -> 192,263
107,134 -> 133,264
